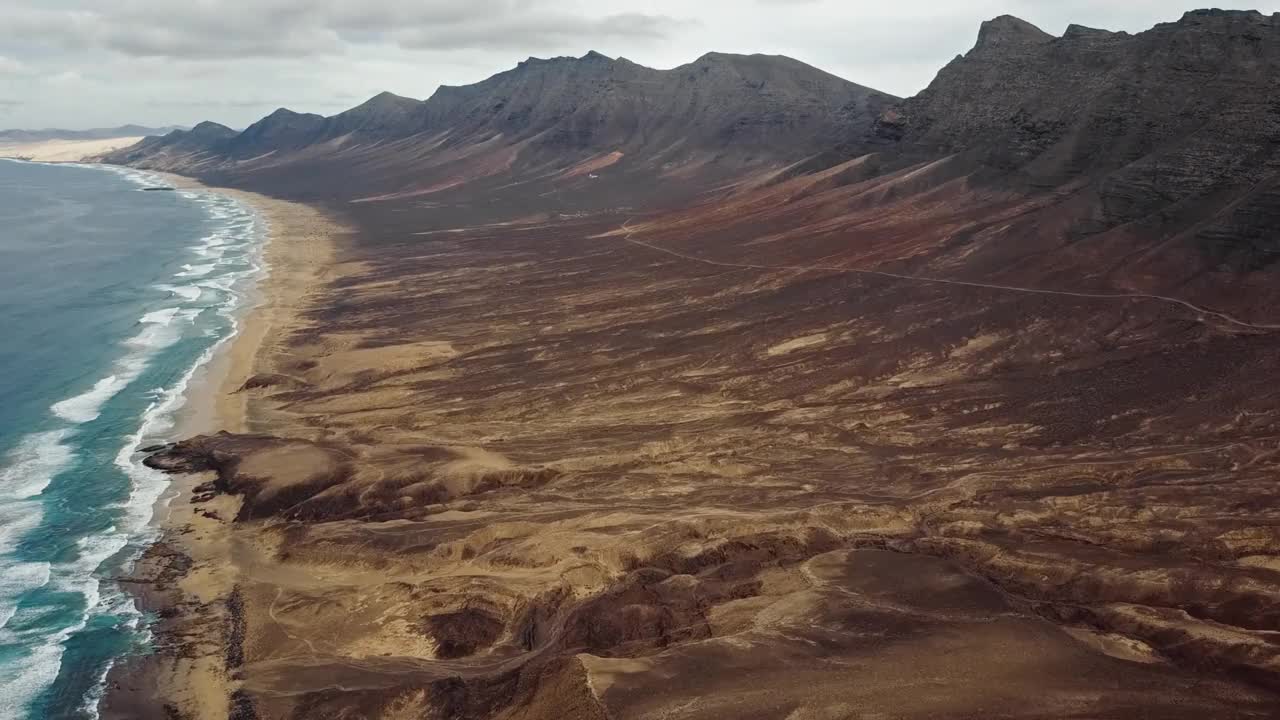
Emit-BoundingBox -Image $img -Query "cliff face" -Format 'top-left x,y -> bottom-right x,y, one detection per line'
880,10 -> 1280,271
889,11 -> 1280,168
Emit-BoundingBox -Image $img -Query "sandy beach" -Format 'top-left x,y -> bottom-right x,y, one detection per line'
98,174 -> 344,720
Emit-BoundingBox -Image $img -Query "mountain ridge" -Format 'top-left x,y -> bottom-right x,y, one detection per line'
0,124 -> 187,143
106,50 -> 898,196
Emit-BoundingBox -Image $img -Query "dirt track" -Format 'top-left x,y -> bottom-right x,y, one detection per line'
618,222 -> 1280,331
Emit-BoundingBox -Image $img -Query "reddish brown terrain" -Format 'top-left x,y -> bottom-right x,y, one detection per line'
106,10 -> 1280,720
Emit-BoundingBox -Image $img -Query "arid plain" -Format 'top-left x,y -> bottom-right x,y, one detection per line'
123,173 -> 1280,718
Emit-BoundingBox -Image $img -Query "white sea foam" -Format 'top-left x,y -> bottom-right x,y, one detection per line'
0,528 -> 131,720
0,561 -> 50,631
125,309 -> 201,352
139,307 -> 182,325
0,499 -> 52,629
0,500 -> 52,632
0,430 -> 75,499
0,631 -> 70,720
0,448 -> 81,716
194,245 -> 228,260
157,284 -> 203,302
175,262 -> 216,278
0,429 -> 74,713
50,375 -> 131,423
197,275 -> 238,292
0,502 -> 43,559
0,503 -> 58,717
50,306 -> 202,424
91,165 -> 167,191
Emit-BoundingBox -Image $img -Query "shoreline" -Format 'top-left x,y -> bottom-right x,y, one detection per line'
97,170 -> 342,720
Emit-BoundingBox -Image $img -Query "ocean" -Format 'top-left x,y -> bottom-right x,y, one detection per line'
0,160 -> 262,719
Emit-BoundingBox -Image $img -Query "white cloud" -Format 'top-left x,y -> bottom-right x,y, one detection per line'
0,1 -> 683,59
0,55 -> 31,76
1,0 -> 1277,129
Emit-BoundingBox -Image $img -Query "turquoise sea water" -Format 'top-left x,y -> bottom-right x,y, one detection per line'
0,160 -> 262,719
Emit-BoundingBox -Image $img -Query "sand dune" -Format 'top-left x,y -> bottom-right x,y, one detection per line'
0,137 -> 144,162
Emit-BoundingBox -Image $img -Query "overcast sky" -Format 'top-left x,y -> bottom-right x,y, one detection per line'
2,1 -> 1277,130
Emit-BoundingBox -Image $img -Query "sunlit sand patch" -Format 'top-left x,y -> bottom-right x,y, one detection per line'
561,150 -> 624,179
1235,555 -> 1280,573
237,444 -> 339,489
290,387 -> 419,415
765,333 -> 828,356
949,331 -> 1005,358
0,136 -> 144,162
578,655 -> 654,697
1060,626 -> 1164,664
309,338 -> 458,382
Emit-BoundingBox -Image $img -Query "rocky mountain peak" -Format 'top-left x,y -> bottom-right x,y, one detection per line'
235,107 -> 326,150
345,91 -> 421,116
974,15 -> 1052,51
364,90 -> 418,105
693,51 -> 734,64
187,121 -> 235,138
263,107 -> 307,121
516,51 -> 614,69
1179,8 -> 1267,22
1062,24 -> 1119,39
324,91 -> 425,137
1166,8 -> 1276,36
